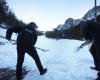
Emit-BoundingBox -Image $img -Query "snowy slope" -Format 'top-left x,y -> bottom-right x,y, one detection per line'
0,28 -> 98,80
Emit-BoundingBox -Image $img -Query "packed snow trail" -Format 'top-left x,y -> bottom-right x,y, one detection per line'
0,28 -> 98,80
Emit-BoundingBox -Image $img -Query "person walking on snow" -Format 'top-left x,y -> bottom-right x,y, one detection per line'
6,22 -> 47,80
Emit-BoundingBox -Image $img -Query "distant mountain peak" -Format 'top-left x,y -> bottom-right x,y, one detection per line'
56,6 -> 100,31
82,6 -> 100,20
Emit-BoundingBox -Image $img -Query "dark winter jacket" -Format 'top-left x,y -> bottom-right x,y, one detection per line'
17,25 -> 37,48
86,21 -> 100,41
6,25 -> 37,48
82,20 -> 100,51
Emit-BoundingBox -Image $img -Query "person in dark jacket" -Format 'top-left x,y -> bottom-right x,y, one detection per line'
6,22 -> 47,80
78,18 -> 100,71
90,15 -> 100,71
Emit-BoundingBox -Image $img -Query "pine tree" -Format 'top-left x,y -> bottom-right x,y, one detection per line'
0,0 -> 25,28
0,0 -> 9,24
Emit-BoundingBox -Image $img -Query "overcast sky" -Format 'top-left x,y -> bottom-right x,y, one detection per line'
7,0 -> 100,31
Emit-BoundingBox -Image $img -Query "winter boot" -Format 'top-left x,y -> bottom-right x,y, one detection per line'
40,68 -> 47,75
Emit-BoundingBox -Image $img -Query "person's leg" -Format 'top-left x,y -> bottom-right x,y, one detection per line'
27,47 -> 47,75
16,48 -> 25,80
90,45 -> 100,71
90,45 -> 98,67
96,53 -> 100,70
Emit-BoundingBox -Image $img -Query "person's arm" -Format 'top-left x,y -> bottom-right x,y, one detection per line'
6,28 -> 13,41
6,26 -> 22,41
80,40 -> 91,48
77,40 -> 91,51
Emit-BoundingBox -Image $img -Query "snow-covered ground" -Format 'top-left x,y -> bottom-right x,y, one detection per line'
0,28 -> 98,80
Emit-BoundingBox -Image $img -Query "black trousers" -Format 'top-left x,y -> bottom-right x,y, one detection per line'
90,43 -> 100,69
16,46 -> 43,80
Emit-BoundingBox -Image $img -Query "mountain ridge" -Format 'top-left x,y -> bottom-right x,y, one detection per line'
56,6 -> 100,31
